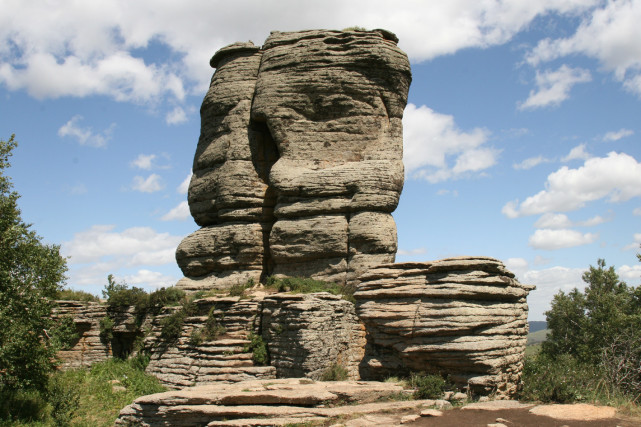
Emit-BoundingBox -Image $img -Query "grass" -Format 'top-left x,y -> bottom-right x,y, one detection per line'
264,277 -> 355,303
320,363 -> 349,381
0,357 -> 165,427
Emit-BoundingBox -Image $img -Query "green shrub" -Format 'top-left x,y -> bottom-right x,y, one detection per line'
99,316 -> 114,343
409,372 -> 446,399
520,353 -> 603,403
56,288 -> 99,302
264,276 -> 355,302
320,363 -> 349,381
50,315 -> 78,351
147,287 -> 185,314
159,310 -> 186,343
190,307 -> 226,346
229,279 -> 254,297
244,332 -> 268,365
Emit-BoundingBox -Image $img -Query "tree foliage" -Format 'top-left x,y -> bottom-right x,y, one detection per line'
0,135 -> 68,393
540,258 -> 641,397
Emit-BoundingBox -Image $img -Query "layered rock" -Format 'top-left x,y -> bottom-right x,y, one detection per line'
354,257 -> 534,397
260,293 -> 365,379
176,29 -> 412,291
53,301 -> 111,368
143,297 -> 276,388
115,379 -> 437,426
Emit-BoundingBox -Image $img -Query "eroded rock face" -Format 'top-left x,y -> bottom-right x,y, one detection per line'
355,256 -> 535,397
176,29 -> 411,291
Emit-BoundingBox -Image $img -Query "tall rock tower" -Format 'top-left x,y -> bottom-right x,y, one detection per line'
176,29 -> 411,291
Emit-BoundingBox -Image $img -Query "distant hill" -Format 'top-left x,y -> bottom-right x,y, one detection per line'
528,321 -> 547,333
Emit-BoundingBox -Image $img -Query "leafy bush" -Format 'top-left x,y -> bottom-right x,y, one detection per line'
50,315 -> 78,351
189,306 -> 226,346
264,276 -> 355,302
520,353 -> 603,403
229,279 -> 254,297
56,288 -> 99,302
244,332 -> 268,365
160,310 -> 187,343
409,372 -> 447,399
99,316 -> 114,343
320,363 -> 349,381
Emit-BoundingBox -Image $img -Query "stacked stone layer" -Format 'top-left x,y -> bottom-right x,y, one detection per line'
354,256 -> 535,397
176,29 -> 411,291
260,293 -> 366,380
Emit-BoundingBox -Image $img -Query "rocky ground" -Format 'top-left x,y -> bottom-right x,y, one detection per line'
114,379 -> 640,426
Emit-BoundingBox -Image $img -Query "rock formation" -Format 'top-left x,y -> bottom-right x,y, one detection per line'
355,256 -> 535,396
176,29 -> 412,291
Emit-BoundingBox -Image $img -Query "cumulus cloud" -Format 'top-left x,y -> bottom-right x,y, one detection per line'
529,228 -> 598,250
513,155 -> 551,170
123,269 -> 179,288
403,103 -> 498,182
62,225 -> 182,264
623,233 -> 641,251
503,152 -> 641,218
533,213 -> 608,229
603,128 -> 634,142
131,174 -> 164,193
562,143 -> 591,162
618,264 -> 641,281
505,257 -> 529,278
526,0 -> 641,97
397,247 -> 427,256
161,201 -> 190,221
178,172 -> 192,194
131,154 -> 157,170
0,0 -> 601,106
166,106 -> 188,125
519,65 -> 591,110
522,266 -> 587,319
58,115 -> 114,147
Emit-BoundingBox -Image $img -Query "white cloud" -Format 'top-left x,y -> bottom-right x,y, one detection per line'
623,233 -> 641,251
436,189 -> 459,197
529,228 -> 598,250
603,128 -> 634,142
562,143 -> 591,162
131,174 -> 164,193
58,115 -> 113,147
178,172 -> 192,194
519,65 -> 591,110
513,155 -> 551,170
67,183 -> 88,195
166,106 -> 188,125
0,1 -> 600,106
505,257 -> 529,278
397,247 -> 427,256
522,266 -> 586,320
634,207 -> 641,216
503,152 -> 641,218
131,154 -> 157,170
534,255 -> 552,266
618,264 -> 641,281
123,269 -> 179,288
62,224 -> 182,265
161,201 -> 191,221
403,103 -> 498,182
534,213 -> 608,229
526,0 -> 641,98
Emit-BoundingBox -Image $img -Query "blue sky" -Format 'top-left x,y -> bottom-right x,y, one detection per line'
1,0 -> 640,320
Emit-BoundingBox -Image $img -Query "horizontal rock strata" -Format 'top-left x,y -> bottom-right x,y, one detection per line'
260,292 -> 365,379
115,379 -> 438,426
53,301 -> 111,368
354,256 -> 535,397
144,297 -> 276,388
177,28 -> 411,291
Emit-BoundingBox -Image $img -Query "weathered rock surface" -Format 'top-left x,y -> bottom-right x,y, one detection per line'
114,379 -> 436,426
176,29 -> 411,291
260,292 -> 365,379
355,256 -> 535,397
53,301 -> 111,368
143,297 -> 276,388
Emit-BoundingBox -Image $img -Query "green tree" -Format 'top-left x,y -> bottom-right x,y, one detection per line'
0,135 -> 68,393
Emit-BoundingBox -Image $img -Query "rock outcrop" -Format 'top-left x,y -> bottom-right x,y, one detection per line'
260,293 -> 366,380
176,29 -> 412,291
114,379 -> 438,426
355,256 -> 535,397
